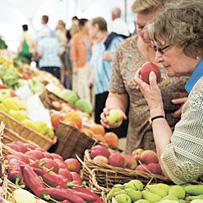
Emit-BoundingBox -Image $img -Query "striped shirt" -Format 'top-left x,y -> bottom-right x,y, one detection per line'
91,36 -> 123,94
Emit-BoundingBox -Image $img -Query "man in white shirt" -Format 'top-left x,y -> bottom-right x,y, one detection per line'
111,7 -> 130,37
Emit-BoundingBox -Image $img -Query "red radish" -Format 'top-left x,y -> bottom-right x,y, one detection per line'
140,62 -> 161,84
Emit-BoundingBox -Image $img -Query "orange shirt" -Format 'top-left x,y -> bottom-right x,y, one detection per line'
71,32 -> 91,68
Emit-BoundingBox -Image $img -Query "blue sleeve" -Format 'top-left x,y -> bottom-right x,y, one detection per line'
108,37 -> 123,55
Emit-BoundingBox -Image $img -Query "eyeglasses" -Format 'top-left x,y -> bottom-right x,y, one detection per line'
153,44 -> 171,54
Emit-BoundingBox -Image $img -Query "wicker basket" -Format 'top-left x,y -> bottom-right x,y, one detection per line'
0,111 -> 56,150
82,150 -> 171,194
55,123 -> 97,159
40,89 -> 76,110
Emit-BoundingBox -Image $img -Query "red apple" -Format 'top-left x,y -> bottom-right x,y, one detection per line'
132,148 -> 144,161
64,158 -> 81,173
140,150 -> 158,164
90,145 -> 110,159
51,113 -> 64,128
136,164 -> 148,172
146,163 -> 162,175
93,155 -> 108,164
122,154 -> 138,170
140,62 -> 161,84
108,152 -> 125,168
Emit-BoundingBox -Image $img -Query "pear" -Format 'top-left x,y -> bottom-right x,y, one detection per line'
114,184 -> 124,189
115,194 -> 131,203
147,183 -> 170,193
107,188 -> 122,200
184,185 -> 203,196
178,200 -> 186,203
163,195 -> 179,201
146,185 -> 168,198
125,188 -> 142,201
134,200 -> 150,203
124,182 -> 137,190
169,186 -> 185,199
142,190 -> 162,202
187,195 -> 203,201
158,200 -> 179,203
126,180 -> 144,191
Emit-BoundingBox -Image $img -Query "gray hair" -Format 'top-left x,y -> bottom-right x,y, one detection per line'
148,0 -> 203,58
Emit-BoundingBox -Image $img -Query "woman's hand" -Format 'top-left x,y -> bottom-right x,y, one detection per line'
100,108 -> 127,129
171,97 -> 187,118
134,69 -> 165,117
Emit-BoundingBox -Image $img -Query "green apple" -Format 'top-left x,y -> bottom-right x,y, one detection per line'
107,109 -> 124,128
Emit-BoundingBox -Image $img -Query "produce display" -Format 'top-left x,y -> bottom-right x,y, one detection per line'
5,141 -> 102,203
0,92 -> 54,137
0,55 -> 201,203
107,179 -> 203,203
90,145 -> 162,174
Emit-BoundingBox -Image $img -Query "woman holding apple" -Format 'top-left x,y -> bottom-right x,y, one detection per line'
134,0 -> 203,184
101,0 -> 188,153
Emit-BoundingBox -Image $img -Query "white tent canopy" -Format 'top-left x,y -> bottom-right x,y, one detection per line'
0,0 -> 135,51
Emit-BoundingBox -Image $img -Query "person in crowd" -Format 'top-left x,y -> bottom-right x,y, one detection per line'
111,7 -> 130,37
100,0 -> 188,153
134,0 -> 203,184
56,20 -> 67,81
64,29 -> 73,89
70,18 -> 92,102
18,24 -> 34,64
37,32 -> 62,80
70,16 -> 79,36
89,17 -> 124,124
37,15 -> 55,39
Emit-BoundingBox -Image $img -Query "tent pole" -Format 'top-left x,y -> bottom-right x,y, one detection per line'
124,0 -> 127,22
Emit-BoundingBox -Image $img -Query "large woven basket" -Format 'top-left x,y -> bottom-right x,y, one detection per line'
82,150 -> 171,194
0,111 -> 56,150
40,89 -> 76,110
55,123 -> 97,159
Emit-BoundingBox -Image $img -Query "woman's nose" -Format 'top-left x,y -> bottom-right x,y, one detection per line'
155,51 -> 163,63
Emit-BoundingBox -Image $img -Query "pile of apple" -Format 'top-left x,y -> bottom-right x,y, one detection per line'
0,90 -> 54,137
107,179 -> 203,203
90,145 -> 162,175
6,141 -> 82,185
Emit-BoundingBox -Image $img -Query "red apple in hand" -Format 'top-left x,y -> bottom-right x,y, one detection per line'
140,62 -> 161,84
